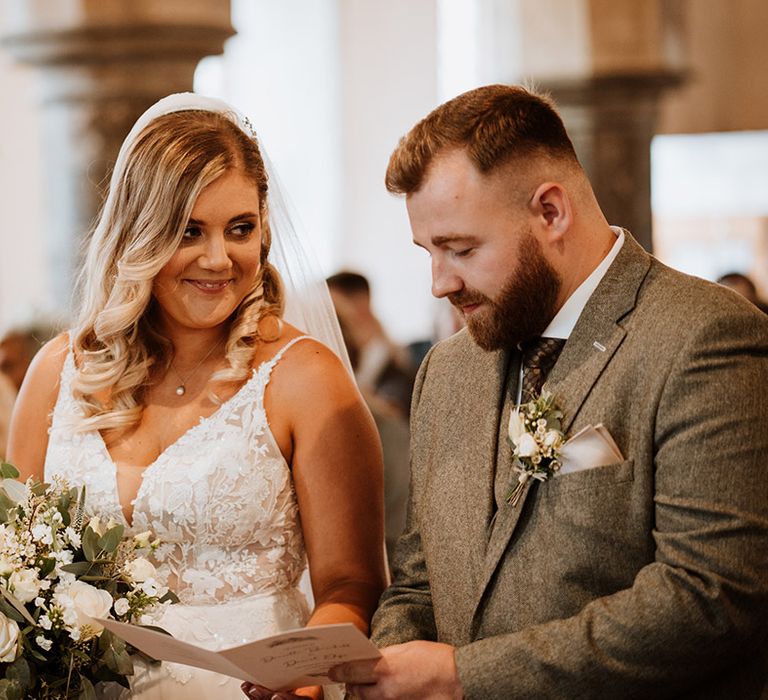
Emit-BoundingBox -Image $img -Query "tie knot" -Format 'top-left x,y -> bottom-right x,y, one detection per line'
519,337 -> 566,400
522,337 -> 565,369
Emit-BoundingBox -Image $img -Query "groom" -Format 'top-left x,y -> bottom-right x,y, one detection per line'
331,85 -> 768,698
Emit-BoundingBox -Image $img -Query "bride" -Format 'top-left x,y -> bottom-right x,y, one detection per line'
7,94 -> 387,699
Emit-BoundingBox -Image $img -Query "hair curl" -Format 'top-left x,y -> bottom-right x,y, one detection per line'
70,109 -> 284,433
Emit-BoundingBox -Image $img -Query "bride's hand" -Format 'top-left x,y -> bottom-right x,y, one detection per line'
241,682 -> 323,699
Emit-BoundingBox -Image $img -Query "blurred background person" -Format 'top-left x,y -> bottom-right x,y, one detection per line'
334,301 -> 409,567
0,317 -> 60,457
0,372 -> 15,458
717,271 -> 768,312
408,299 -> 467,369
0,318 -> 60,392
327,271 -> 416,418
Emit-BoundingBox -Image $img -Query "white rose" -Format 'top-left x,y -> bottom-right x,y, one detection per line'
543,429 -> 563,449
125,557 -> 156,583
55,581 -> 113,633
507,409 -> 526,446
113,598 -> 130,616
516,432 -> 540,458
9,568 -> 41,603
0,612 -> 20,663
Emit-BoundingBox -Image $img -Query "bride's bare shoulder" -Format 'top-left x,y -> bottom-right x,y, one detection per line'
256,322 -> 352,394
25,332 -> 70,385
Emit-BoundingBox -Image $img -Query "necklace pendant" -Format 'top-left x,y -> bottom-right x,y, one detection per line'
175,385 -> 185,396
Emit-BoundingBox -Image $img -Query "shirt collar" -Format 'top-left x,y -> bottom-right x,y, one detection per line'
541,226 -> 624,340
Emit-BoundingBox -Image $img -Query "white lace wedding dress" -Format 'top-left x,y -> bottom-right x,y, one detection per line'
44,337 -> 342,699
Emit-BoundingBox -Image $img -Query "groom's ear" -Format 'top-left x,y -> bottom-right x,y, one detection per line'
529,182 -> 572,243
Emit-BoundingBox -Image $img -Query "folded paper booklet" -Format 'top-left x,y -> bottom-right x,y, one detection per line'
98,618 -> 381,690
558,423 -> 624,475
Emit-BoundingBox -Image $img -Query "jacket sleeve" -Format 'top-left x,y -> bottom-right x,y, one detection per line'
455,307 -> 768,699
370,347 -> 438,647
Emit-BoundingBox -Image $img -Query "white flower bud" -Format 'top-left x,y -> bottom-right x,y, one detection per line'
113,598 -> 130,616
516,432 -> 539,458
124,557 -> 157,584
87,516 -> 103,536
132,531 -> 152,549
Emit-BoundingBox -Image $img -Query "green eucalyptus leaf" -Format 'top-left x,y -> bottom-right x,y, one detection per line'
78,676 -> 97,700
0,679 -> 23,700
98,524 -> 124,553
0,462 -> 19,479
100,631 -> 133,675
0,490 -> 17,515
0,597 -> 27,624
157,590 -> 180,604
61,561 -> 95,576
39,557 -> 56,578
82,526 -> 100,561
92,663 -> 131,687
29,482 -> 49,497
5,657 -> 31,689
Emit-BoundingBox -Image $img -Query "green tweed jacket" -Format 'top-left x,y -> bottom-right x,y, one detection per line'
371,233 -> 768,699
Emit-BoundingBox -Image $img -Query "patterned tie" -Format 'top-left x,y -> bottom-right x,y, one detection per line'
520,337 -> 566,401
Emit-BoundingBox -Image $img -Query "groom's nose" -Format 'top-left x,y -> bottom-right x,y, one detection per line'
431,260 -> 462,298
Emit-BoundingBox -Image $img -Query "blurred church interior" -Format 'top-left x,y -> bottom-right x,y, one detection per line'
1,0 -> 766,344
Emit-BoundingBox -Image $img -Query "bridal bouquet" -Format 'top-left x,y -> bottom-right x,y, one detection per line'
0,463 -> 173,699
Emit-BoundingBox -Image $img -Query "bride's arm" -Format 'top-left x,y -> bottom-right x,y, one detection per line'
6,333 -> 69,482
278,339 -> 388,630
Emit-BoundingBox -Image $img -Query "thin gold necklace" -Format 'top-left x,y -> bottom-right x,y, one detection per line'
169,340 -> 223,396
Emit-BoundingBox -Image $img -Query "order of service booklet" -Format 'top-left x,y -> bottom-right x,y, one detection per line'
98,618 -> 381,690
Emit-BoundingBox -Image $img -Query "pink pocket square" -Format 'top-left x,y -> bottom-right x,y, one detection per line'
558,424 -> 624,475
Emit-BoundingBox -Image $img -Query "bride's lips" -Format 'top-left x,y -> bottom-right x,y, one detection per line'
184,279 -> 233,294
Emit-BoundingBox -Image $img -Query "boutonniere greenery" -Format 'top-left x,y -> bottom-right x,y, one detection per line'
506,391 -> 565,507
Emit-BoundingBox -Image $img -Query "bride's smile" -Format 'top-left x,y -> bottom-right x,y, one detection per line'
152,168 -> 263,332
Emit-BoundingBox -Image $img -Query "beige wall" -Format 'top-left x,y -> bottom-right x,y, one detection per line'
659,0 -> 768,134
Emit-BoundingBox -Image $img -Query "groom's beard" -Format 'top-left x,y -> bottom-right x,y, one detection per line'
450,233 -> 561,351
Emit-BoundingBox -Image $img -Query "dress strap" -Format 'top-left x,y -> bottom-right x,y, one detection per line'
266,335 -> 314,370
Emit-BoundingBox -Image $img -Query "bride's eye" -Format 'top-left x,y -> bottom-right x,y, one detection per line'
182,226 -> 202,242
229,222 -> 256,239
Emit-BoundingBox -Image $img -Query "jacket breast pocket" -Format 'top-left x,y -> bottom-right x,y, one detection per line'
545,458 -> 634,496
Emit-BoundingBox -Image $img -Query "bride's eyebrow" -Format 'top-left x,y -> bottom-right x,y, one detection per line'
186,212 -> 259,225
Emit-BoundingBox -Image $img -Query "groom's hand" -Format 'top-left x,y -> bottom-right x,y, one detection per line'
241,682 -> 323,699
329,641 -> 464,700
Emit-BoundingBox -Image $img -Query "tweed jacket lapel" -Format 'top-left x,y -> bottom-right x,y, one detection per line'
472,233 -> 652,615
452,342 -> 509,592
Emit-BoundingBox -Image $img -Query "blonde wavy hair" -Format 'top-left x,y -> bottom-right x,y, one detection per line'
70,109 -> 284,433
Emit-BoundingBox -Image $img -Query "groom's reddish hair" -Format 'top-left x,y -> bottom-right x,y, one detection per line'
385,84 -> 580,195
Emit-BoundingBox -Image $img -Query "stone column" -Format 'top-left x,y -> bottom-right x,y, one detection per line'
543,72 -> 682,252
468,0 -> 686,252
1,0 -> 233,310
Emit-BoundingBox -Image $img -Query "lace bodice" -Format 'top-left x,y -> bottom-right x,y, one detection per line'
45,338 -> 309,606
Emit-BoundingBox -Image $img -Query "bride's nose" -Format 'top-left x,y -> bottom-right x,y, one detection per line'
199,232 -> 233,271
